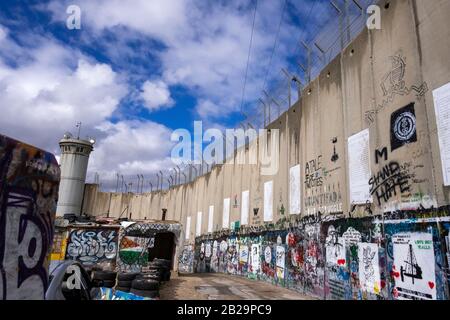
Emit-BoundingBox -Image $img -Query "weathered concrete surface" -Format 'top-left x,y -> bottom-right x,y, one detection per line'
0,134 -> 60,299
82,0 -> 450,243
160,273 -> 315,300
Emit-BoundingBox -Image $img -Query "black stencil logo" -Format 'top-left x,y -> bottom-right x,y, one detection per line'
391,103 -> 417,151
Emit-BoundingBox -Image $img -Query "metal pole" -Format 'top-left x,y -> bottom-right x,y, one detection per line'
182,172 -> 187,184
156,174 -> 160,191
259,98 -> 267,128
115,173 -> 119,193
150,182 -> 153,192
282,68 -> 292,109
159,171 -> 163,190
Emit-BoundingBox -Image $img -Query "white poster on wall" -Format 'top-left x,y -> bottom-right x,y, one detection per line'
325,234 -> 346,266
222,198 -> 230,229
239,246 -> 249,263
251,244 -> 260,273
208,205 -> 214,233
276,246 -> 286,279
358,243 -> 381,295
432,82 -> 450,186
196,211 -> 202,237
392,233 -> 436,300
289,165 -> 301,215
264,181 -> 273,222
185,216 -> 191,240
348,129 -> 372,204
241,190 -> 250,225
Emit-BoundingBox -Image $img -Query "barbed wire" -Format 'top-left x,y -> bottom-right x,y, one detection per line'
90,0 -> 378,193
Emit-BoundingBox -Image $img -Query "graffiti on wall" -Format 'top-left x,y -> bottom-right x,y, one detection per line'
391,103 -> 418,151
0,135 -> 60,299
369,160 -> 411,206
193,211 -> 450,300
365,53 -> 428,126
391,232 -> 436,300
304,156 -> 323,189
178,245 -> 194,274
65,229 -> 118,268
117,222 -> 180,272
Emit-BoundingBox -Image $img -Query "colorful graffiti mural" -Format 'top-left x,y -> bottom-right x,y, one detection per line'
117,221 -> 181,272
194,209 -> 450,300
65,228 -> 119,269
0,134 -> 60,299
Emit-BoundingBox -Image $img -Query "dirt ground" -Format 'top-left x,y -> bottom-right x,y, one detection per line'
159,273 -> 317,300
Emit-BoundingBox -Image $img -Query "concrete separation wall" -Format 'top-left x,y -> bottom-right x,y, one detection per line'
81,0 -> 450,299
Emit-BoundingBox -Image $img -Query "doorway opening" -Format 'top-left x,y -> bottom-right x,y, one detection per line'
148,232 -> 176,269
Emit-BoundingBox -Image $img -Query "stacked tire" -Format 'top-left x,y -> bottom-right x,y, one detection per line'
130,278 -> 160,299
115,272 -> 139,292
150,259 -> 172,282
91,270 -> 117,288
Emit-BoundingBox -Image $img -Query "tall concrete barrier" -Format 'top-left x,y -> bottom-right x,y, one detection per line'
81,0 -> 450,299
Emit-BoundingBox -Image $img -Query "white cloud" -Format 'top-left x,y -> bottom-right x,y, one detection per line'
45,0 -> 301,122
87,120 -> 175,181
0,21 -> 176,185
140,80 -> 174,112
0,25 -> 7,42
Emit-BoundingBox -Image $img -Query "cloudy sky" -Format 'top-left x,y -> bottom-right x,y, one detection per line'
0,0 -> 370,189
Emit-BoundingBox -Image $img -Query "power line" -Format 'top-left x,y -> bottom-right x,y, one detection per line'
239,0 -> 258,115
261,0 -> 288,93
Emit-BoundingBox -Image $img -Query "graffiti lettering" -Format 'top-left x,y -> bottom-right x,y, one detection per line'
65,229 -> 118,266
369,162 -> 410,206
305,156 -> 323,189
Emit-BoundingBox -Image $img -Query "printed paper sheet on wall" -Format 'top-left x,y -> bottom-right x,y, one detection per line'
392,233 -> 436,300
348,129 -> 372,204
276,245 -> 285,279
289,165 -> 301,215
251,244 -> 260,273
196,211 -> 202,237
185,216 -> 191,240
264,181 -> 273,222
432,82 -> 450,186
208,205 -> 214,233
223,198 -> 230,229
241,190 -> 249,225
358,243 -> 381,295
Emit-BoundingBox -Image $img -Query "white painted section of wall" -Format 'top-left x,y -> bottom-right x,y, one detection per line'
208,205 -> 214,233
264,181 -> 273,222
241,190 -> 249,225
223,198 -> 230,228
196,211 -> 202,237
185,216 -> 191,240
289,165 -> 301,215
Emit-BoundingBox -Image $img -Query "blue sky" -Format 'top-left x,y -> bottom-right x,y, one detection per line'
0,0 -> 370,187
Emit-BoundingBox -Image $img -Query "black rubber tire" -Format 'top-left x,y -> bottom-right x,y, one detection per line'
130,288 -> 159,299
117,280 -> 132,287
137,275 -> 161,282
162,271 -> 171,281
117,272 -> 139,281
91,279 -> 103,287
102,280 -> 116,288
131,278 -> 159,290
115,286 -> 131,293
92,270 -> 117,281
154,258 -> 171,266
